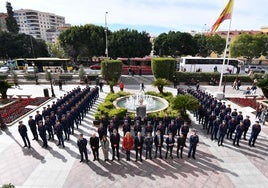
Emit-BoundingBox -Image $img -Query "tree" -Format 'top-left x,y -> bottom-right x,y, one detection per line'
0,32 -> 48,59
230,34 -> 268,63
58,24 -> 107,62
154,31 -> 198,57
47,42 -> 65,58
152,78 -> 171,94
5,2 -> 19,34
171,94 -> 199,117
257,73 -> 268,98
0,80 -> 11,99
101,60 -> 122,93
109,29 -> 151,58
193,34 -> 225,57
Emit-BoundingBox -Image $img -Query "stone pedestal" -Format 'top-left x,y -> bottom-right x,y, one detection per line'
136,105 -> 146,118
214,92 -> 224,100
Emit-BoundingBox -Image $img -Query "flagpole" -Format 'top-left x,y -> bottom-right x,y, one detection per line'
218,0 -> 235,94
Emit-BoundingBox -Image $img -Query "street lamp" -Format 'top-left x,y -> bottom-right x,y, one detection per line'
105,11 -> 108,59
32,62 -> 39,85
47,69 -> 55,97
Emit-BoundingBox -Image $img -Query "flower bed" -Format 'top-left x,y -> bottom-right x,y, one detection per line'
229,97 -> 262,110
0,97 -> 49,124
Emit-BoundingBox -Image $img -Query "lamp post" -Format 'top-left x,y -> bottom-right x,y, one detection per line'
47,69 -> 55,97
105,11 -> 108,59
32,62 -> 38,85
104,11 -> 109,85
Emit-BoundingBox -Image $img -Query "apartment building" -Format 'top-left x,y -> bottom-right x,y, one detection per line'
0,13 -> 8,32
14,9 -> 67,42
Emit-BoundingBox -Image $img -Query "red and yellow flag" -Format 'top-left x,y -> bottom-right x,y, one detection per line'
211,0 -> 234,33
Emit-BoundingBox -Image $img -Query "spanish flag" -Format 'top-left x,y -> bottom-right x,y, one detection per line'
211,0 -> 234,33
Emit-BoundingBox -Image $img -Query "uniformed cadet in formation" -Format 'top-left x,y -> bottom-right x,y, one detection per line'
18,121 -> 31,148
188,129 -> 199,160
90,133 -> 100,161
28,116 -> 38,141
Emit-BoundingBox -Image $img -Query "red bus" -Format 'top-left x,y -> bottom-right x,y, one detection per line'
118,57 -> 152,75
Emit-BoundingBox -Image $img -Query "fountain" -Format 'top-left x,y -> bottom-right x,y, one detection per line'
113,86 -> 169,115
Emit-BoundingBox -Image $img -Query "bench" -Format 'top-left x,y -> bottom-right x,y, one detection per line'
16,95 -> 32,99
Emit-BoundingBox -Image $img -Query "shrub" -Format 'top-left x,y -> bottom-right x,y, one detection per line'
1,183 -> 15,188
0,74 -> 8,80
108,108 -> 127,119
151,57 -> 176,80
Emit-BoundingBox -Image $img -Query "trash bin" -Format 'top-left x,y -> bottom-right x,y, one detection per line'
43,88 -> 49,97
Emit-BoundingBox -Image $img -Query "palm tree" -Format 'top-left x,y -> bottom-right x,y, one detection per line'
152,78 -> 171,94
171,94 -> 199,117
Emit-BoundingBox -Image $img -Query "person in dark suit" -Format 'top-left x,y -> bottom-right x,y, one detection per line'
177,134 -> 186,158
134,131 -> 144,162
165,133 -> 175,159
144,132 -> 153,160
77,133 -> 89,162
90,133 -> 100,161
154,130 -> 163,159
38,120 -> 48,148
188,129 -> 199,159
18,121 -> 31,148
110,129 -> 120,161
28,116 -> 38,140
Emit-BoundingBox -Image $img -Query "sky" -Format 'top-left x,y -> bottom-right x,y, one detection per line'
0,0 -> 267,36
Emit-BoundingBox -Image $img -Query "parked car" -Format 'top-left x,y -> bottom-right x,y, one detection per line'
89,63 -> 101,70
245,66 -> 265,74
0,66 -> 9,73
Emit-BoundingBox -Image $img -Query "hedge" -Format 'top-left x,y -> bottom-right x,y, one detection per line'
0,74 -> 8,80
59,74 -> 73,81
175,72 -> 253,83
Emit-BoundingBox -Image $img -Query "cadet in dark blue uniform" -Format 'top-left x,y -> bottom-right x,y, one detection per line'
77,133 -> 89,162
38,120 -> 48,148
54,120 -> 65,148
233,121 -> 244,147
249,121 -> 261,147
218,120 -> 228,146
28,116 -> 38,140
18,121 -> 31,148
44,116 -> 54,141
188,129 -> 199,159
243,115 -> 251,140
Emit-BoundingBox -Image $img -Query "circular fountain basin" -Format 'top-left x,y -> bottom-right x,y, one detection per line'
113,95 -> 169,113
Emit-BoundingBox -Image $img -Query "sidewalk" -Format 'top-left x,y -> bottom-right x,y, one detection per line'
0,83 -> 268,188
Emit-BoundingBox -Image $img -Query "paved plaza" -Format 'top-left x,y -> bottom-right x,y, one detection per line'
0,79 -> 268,188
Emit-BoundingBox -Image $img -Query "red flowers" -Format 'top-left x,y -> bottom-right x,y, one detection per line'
230,97 -> 262,110
0,97 -> 48,124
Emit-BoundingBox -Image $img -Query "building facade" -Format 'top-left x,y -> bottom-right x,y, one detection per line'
0,13 -> 8,32
14,9 -> 67,42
